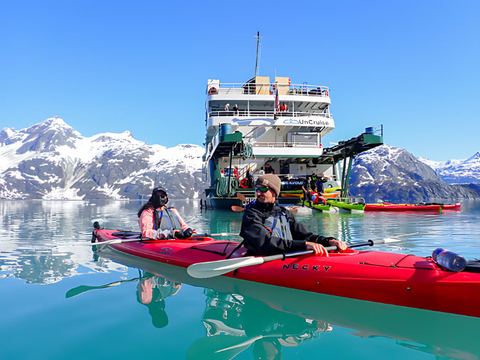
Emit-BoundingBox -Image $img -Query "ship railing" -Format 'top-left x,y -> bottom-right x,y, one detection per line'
205,129 -> 221,161
207,83 -> 330,97
208,110 -> 332,118
252,141 -> 321,148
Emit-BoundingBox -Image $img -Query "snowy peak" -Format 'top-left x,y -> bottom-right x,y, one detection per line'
465,152 -> 480,163
353,144 -> 440,183
25,116 -> 81,138
0,117 -> 205,200
3,117 -> 83,154
0,127 -> 22,146
418,152 -> 480,184
348,144 -> 475,202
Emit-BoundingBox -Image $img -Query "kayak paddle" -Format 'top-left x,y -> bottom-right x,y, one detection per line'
231,204 -> 298,215
187,238 -> 400,279
88,232 -> 240,246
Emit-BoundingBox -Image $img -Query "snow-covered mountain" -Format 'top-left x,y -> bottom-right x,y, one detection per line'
349,145 -> 480,203
0,117 -> 205,200
419,153 -> 480,184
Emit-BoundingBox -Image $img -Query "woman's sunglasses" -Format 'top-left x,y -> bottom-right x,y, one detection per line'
255,187 -> 270,193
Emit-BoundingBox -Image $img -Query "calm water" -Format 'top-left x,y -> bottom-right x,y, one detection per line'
1,199 -> 480,360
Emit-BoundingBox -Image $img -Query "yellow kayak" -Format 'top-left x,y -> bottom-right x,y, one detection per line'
324,186 -> 340,193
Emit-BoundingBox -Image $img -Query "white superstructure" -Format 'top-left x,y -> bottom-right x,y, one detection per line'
203,75 -> 340,207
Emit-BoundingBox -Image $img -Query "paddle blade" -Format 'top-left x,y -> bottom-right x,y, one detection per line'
231,206 -> 245,212
382,238 -> 402,243
187,256 -> 264,279
236,192 -> 247,202
66,285 -> 96,298
388,232 -> 420,239
287,207 -> 298,215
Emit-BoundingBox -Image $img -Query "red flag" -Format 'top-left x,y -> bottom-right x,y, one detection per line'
274,84 -> 279,114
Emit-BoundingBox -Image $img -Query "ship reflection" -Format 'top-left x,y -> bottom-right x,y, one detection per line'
188,288 -> 332,359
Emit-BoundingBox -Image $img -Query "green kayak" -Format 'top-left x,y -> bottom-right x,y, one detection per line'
298,199 -> 333,212
327,199 -> 365,212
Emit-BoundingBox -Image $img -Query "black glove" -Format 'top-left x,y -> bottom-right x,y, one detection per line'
182,228 -> 194,239
175,228 -> 194,239
325,237 -> 337,241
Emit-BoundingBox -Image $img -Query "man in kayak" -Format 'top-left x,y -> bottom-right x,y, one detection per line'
240,174 -> 347,256
138,186 -> 194,240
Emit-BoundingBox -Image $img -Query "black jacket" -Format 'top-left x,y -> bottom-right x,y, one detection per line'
239,201 -> 330,256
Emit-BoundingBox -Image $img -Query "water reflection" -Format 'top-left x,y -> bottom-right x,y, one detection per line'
87,247 -> 480,360
136,271 -> 182,328
188,288 -> 331,360
0,199 -> 211,283
3,200 -> 480,359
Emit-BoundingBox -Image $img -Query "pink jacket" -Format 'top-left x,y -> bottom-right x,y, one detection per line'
138,207 -> 189,239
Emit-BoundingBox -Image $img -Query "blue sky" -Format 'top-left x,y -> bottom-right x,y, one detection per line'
1,0 -> 478,161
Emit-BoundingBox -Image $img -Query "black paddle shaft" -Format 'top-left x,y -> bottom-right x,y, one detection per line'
263,239 -> 376,263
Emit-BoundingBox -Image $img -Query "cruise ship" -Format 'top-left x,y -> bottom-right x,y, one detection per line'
202,75 -> 383,209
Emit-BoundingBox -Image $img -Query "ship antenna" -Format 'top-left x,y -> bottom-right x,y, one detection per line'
254,31 -> 260,77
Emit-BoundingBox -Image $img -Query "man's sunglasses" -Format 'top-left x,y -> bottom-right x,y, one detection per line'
255,186 -> 270,193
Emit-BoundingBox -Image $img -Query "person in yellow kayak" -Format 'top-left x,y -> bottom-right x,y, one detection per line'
240,174 -> 347,256
138,186 -> 194,239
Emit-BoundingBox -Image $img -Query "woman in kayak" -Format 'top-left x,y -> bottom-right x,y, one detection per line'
138,186 -> 194,239
240,174 -> 347,256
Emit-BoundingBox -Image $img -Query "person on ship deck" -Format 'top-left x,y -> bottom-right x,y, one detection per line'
138,186 -> 194,240
240,174 -> 347,256
302,176 -> 312,206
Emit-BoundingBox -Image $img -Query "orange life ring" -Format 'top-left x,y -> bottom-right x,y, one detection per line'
208,87 -> 218,95
240,178 -> 248,188
325,89 -> 329,97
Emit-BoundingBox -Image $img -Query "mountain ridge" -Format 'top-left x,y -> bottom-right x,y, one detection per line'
0,117 -> 204,200
349,145 -> 480,202
418,151 -> 480,184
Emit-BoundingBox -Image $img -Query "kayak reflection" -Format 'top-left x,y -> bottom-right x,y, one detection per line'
136,271 -> 182,328
94,246 -> 480,360
187,288 -> 332,359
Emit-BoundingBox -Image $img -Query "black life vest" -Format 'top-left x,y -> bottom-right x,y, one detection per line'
263,212 -> 293,240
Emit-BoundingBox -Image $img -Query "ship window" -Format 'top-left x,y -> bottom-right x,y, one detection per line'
287,132 -> 319,144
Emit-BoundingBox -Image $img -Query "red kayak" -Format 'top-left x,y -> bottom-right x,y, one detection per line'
92,229 -> 480,318
365,203 -> 442,211
368,203 -> 462,211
